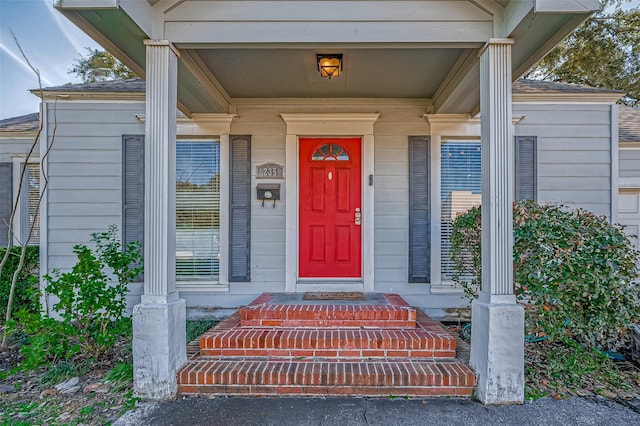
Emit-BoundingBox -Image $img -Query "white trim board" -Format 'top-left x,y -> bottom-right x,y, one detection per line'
11,156 -> 39,247
611,104 -> 619,223
618,178 -> 640,189
280,113 -> 379,293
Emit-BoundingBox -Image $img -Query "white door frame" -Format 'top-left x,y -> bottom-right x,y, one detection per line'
281,113 -> 379,293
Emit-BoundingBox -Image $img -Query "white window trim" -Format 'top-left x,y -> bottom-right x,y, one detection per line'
175,138 -> 222,285
11,156 -> 40,246
167,113 -> 235,292
437,138 -> 482,294
425,114 -> 523,293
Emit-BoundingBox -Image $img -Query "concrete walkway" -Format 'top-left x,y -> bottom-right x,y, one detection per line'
114,396 -> 640,426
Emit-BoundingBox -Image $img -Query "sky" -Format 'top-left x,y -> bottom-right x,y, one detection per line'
0,0 -> 99,120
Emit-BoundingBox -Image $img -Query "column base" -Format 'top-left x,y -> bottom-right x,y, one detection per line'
132,297 -> 187,400
470,292 -> 524,404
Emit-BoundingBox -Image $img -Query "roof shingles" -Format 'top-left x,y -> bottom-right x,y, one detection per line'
38,78 -> 145,93
0,113 -> 40,132
620,105 -> 640,143
513,79 -> 624,94
1,79 -> 636,142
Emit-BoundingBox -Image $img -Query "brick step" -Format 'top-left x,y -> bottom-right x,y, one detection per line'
177,359 -> 475,397
239,294 -> 416,328
200,328 -> 456,359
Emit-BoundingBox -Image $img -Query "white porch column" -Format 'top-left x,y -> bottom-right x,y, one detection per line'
132,40 -> 186,400
470,38 -> 525,404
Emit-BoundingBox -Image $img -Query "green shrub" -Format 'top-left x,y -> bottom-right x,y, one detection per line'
16,225 -> 142,369
0,246 -> 39,320
450,200 -> 640,351
449,206 -> 482,301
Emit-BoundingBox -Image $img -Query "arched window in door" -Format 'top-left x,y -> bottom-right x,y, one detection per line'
311,143 -> 349,161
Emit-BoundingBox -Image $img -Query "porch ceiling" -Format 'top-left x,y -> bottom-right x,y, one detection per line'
56,0 -> 600,116
196,48 -> 464,99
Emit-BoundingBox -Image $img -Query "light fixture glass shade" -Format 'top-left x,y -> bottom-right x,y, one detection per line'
317,54 -> 342,78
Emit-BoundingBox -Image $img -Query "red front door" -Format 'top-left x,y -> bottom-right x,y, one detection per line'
299,138 -> 362,278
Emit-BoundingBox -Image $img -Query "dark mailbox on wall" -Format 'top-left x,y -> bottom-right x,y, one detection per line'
257,183 -> 280,207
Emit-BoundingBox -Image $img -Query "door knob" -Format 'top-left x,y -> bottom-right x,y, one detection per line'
355,208 -> 361,226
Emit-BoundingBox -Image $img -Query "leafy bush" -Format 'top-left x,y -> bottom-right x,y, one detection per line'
0,246 -> 39,320
449,206 -> 482,301
16,226 -> 142,368
450,200 -> 640,351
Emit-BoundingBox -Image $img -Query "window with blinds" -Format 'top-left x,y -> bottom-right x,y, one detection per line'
21,163 -> 40,245
441,140 -> 481,281
176,140 -> 220,281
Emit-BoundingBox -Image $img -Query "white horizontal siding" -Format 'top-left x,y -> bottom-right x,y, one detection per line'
538,163 -> 610,177
619,149 -> 640,178
375,241 -> 407,256
538,176 -> 609,190
374,129 -> 414,290
45,101 -> 144,273
38,98 -> 615,311
0,138 -> 39,162
48,163 -> 121,176
514,103 -> 612,217
236,109 -> 288,292
48,202 -> 123,216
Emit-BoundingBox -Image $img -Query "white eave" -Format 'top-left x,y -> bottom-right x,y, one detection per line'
512,92 -> 624,104
30,90 -> 145,102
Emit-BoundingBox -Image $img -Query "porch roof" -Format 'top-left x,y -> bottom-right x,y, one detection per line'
30,78 -> 624,104
55,0 -> 599,116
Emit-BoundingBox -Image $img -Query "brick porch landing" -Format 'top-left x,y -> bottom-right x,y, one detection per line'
177,293 -> 476,397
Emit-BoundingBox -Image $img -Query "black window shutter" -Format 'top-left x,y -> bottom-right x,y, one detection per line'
122,135 -> 144,282
0,163 -> 12,246
409,136 -> 430,283
229,135 -> 251,282
515,136 -> 537,201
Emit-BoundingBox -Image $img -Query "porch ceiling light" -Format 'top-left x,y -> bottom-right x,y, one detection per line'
317,54 -> 343,79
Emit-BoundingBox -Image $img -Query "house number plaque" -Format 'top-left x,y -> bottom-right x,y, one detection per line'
256,163 -> 284,179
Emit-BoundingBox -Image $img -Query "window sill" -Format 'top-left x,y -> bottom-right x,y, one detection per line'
176,281 -> 229,292
430,281 -> 465,294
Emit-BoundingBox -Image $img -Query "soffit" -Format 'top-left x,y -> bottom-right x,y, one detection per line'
197,48 -> 464,99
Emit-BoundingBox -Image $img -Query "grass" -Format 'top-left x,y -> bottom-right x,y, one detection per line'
39,359 -> 92,387
105,362 -> 134,393
186,319 -> 218,342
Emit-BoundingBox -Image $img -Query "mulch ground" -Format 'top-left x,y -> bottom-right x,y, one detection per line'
524,339 -> 640,400
0,337 -> 133,426
2,322 -> 640,425
446,323 -> 640,402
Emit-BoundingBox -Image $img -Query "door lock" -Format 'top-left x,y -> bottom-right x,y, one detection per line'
354,208 -> 361,226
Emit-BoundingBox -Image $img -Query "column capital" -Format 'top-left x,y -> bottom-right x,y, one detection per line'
144,39 -> 181,57
479,38 -> 514,56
